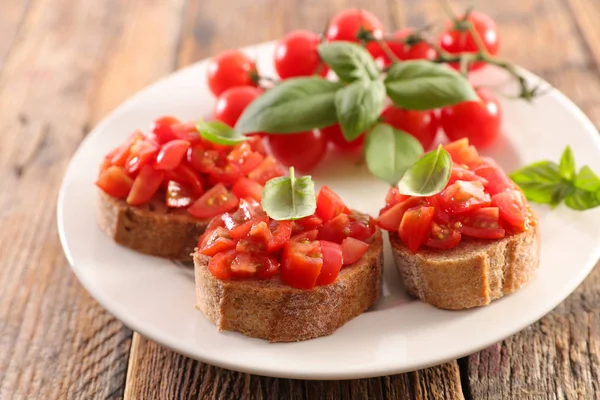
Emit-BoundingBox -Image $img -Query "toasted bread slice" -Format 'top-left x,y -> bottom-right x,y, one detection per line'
390,208 -> 540,310
193,228 -> 383,342
96,191 -> 209,260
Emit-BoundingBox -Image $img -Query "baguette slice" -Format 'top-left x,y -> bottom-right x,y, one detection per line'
96,191 -> 209,260
390,208 -> 540,310
193,228 -> 383,342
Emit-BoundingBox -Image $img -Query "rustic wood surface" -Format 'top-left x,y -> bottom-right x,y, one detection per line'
1,0 -> 599,399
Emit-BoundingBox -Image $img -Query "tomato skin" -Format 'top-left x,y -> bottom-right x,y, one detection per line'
326,9 -> 385,57
155,140 -> 190,171
441,88 -> 502,148
341,237 -> 369,265
233,252 -> 280,280
399,206 -> 435,253
126,165 -> 164,206
247,156 -> 284,185
321,124 -> 364,151
267,131 -> 327,172
316,186 -> 351,222
438,180 -> 491,214
125,137 -> 159,175
317,213 -> 351,244
96,166 -> 133,199
424,222 -> 462,249
456,207 -> 505,239
315,241 -> 344,286
384,186 -> 409,208
227,142 -> 264,174
374,28 -> 437,67
208,250 -> 236,280
188,183 -> 238,219
274,30 -> 328,79
206,50 -> 257,97
448,165 -> 488,186
232,177 -> 263,202
164,163 -> 204,196
492,190 -> 527,231
381,106 -> 439,149
443,138 -> 481,166
265,220 -> 293,252
472,157 -> 513,195
439,11 -> 500,71
151,116 -> 180,144
377,197 -> 424,231
281,236 -> 323,290
165,181 -> 193,208
214,86 -> 262,127
199,226 -> 236,256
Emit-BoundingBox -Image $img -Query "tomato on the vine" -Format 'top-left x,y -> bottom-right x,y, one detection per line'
374,28 -> 437,67
321,124 -> 364,151
439,11 -> 500,71
440,88 -> 501,148
381,106 -> 439,149
267,130 -> 327,172
214,86 -> 262,127
206,50 -> 257,97
326,9 -> 384,57
274,30 -> 328,79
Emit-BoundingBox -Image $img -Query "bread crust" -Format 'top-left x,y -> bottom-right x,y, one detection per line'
96,191 -> 209,260
193,228 -> 383,342
390,209 -> 540,310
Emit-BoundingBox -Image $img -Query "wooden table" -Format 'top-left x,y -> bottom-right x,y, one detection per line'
2,0 -> 600,398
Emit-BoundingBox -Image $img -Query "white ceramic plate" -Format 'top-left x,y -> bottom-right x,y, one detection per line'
58,42 -> 600,380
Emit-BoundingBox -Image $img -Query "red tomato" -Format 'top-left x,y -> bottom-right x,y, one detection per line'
231,252 -> 280,280
96,166 -> 133,199
399,206 -> 435,253
172,121 -> 201,143
208,250 -> 237,280
151,116 -> 180,144
384,186 -> 409,208
377,196 -> 424,231
110,131 -> 144,167
188,144 -> 218,173
472,157 -> 513,195
347,212 -> 377,241
294,214 -> 323,233
374,28 -> 437,67
214,86 -> 262,127
274,30 -> 328,79
321,124 -> 364,151
341,237 -> 369,265
266,220 -> 293,252
125,137 -> 159,175
424,221 -> 462,249
326,9 -> 385,57
165,163 -> 204,196
315,186 -> 351,223
222,199 -> 260,231
126,165 -> 164,206
456,207 -> 505,239
381,106 -> 439,149
441,88 -> 501,148
232,177 -> 263,202
155,140 -> 190,171
267,131 -> 327,172
206,50 -> 257,97
199,226 -> 236,256
188,183 -> 238,219
492,190 -> 527,231
439,11 -> 500,71
206,162 -> 243,186
317,213 -> 350,243
165,181 -> 193,208
443,139 -> 481,166
448,165 -> 488,186
281,236 -> 323,289
247,156 -> 284,185
227,142 -> 264,174
315,241 -> 344,285
438,180 -> 491,214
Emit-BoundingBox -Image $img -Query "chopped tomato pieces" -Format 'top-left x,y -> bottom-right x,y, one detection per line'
341,237 -> 369,265
199,226 -> 236,256
127,165 -> 164,206
399,206 -> 435,253
424,222 -> 462,249
472,157 -> 514,195
96,166 -> 133,199
316,186 -> 351,222
155,139 -> 190,171
165,181 -> 193,208
456,207 -> 505,239
188,183 -> 238,219
281,235 -> 323,289
232,177 -> 263,202
438,180 -> 491,214
443,138 -> 480,166
492,190 -> 527,231
315,241 -> 343,286
247,156 -> 284,185
377,197 -> 424,231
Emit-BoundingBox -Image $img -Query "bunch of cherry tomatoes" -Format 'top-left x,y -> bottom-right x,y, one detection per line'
206,8 -> 502,172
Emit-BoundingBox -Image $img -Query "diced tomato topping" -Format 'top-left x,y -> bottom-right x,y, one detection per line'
127,165 -> 164,206
125,137 -> 159,175
164,163 -> 204,197
296,215 -> 323,231
377,197 -> 424,231
199,226 -> 236,256
231,252 -> 279,279
172,121 -> 201,143
438,180 -> 491,214
151,116 -> 180,144
188,183 -> 238,219
492,190 -> 527,231
443,138 -> 480,166
317,213 -> 351,243
208,250 -> 237,280
316,186 -> 351,222
424,222 -> 462,249
227,142 -> 264,174
472,157 -> 514,195
232,177 -> 264,202
247,156 -> 284,185
456,207 -> 505,239
448,165 -> 489,186
347,212 -> 377,241
96,166 -> 133,199
281,235 -> 323,289
341,237 -> 369,265
165,181 -> 193,208
155,140 -> 190,171
384,186 -> 410,209
315,241 -> 344,286
110,131 -> 144,167
399,206 -> 435,253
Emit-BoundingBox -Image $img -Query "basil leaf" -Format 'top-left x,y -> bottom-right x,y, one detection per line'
509,161 -> 563,204
365,123 -> 423,185
398,145 -> 452,196
235,77 -> 343,134
558,146 -> 576,181
335,80 -> 386,141
384,61 -> 478,110
550,182 -> 575,208
565,188 -> 600,210
574,166 -> 600,192
261,167 -> 316,220
317,42 -> 380,83
196,120 -> 248,145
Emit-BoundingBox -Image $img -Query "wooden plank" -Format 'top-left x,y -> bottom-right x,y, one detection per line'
0,0 -> 183,398
0,0 -> 33,73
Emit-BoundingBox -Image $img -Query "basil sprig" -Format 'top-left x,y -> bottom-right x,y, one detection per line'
196,120 -> 248,145
261,167 -> 316,220
398,145 -> 452,196
335,80 -> 386,141
510,146 -> 600,210
317,42 -> 380,83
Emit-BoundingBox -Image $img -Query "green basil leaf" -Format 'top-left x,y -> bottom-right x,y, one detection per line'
509,161 -> 563,204
384,61 -> 478,110
565,188 -> 600,210
558,146 -> 576,181
196,120 -> 248,145
335,80 -> 386,141
365,123 -> 423,185
550,182 -> 575,208
574,165 -> 600,192
261,167 -> 316,220
235,77 -> 343,134
317,42 -> 380,83
398,144 -> 452,196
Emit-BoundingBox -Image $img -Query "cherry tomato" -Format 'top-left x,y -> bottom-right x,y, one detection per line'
247,156 -> 284,185
317,213 -> 350,244
231,252 -> 280,280
341,237 -> 369,265
206,50 -> 257,97
208,250 -> 237,280
456,207 -> 505,239
227,142 -> 264,174
126,165 -> 164,206
399,206 -> 435,253
492,190 -> 527,231
374,28 -> 437,67
155,140 -> 190,171
188,183 -> 238,219
377,197 -> 424,231
438,180 -> 491,214
110,132 -> 144,167
172,121 -> 202,143
199,226 -> 236,256
214,86 -> 262,127
281,234 -> 323,289
441,88 -> 502,148
315,241 -> 344,286
232,177 -> 264,202
326,9 -> 385,57
321,124 -> 364,151
448,165 -> 488,186
384,186 -> 409,209
125,137 -> 159,175
294,214 -> 323,233
267,131 -> 327,172
164,163 -> 204,196
165,181 -> 193,208
472,157 -> 513,195
316,186 -> 351,222
381,106 -> 439,149
439,11 -> 500,71
274,30 -> 328,79
151,116 -> 180,144
443,138 -> 480,166
424,221 -> 462,249
347,212 -> 376,241
96,166 -> 133,199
